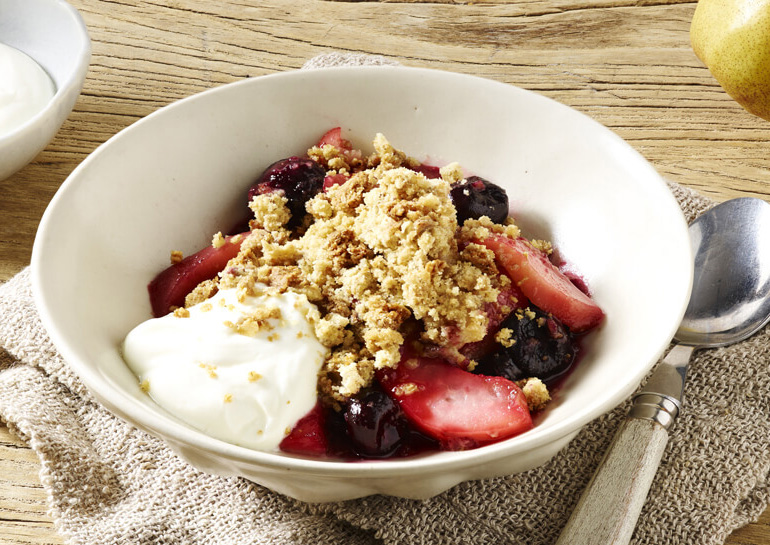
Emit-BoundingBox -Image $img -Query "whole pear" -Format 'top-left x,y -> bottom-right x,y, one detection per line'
691,0 -> 770,121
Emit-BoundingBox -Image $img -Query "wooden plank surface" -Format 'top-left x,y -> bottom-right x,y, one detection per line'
2,0 -> 770,543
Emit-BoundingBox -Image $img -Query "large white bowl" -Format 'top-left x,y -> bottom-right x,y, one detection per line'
0,0 -> 90,181
32,66 -> 692,502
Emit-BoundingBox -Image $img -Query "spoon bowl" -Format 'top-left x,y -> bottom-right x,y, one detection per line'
677,197 -> 770,347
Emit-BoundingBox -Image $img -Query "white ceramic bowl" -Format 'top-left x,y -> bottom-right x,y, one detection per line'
0,0 -> 90,181
32,66 -> 693,502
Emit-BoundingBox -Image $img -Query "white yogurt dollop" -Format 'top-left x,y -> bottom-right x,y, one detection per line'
0,42 -> 56,138
123,288 -> 328,451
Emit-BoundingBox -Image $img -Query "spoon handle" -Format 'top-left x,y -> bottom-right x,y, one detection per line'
555,344 -> 694,545
554,418 -> 669,544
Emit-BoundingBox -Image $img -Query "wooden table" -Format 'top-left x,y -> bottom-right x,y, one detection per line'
2,0 -> 770,543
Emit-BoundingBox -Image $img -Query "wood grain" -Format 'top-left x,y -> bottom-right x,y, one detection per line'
2,0 -> 770,543
0,427 -> 63,545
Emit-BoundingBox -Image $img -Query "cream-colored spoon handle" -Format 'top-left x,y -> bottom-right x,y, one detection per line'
554,418 -> 669,545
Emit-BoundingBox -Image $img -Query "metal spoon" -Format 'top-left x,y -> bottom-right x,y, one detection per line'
556,197 -> 770,545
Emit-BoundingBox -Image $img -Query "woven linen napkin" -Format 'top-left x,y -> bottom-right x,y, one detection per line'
2,54 -> 770,545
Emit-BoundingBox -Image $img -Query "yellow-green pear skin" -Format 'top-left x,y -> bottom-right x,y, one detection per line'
691,0 -> 770,121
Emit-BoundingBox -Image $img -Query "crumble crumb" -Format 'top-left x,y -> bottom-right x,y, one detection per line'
224,307 -> 281,337
249,192 -> 292,231
212,232 -> 226,249
439,162 -> 464,185
173,307 -> 190,318
185,279 -> 219,308
393,382 -> 419,397
530,239 -> 553,255
224,393 -> 233,403
199,363 -> 218,379
318,348 -> 375,402
518,377 -> 551,412
495,328 -> 516,348
307,138 -> 365,174
170,250 -> 184,265
248,371 -> 262,382
139,379 -> 150,393
314,312 -> 350,348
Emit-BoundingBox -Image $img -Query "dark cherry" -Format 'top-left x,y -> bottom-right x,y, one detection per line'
474,306 -> 579,385
343,388 -> 411,458
450,176 -> 509,224
248,156 -> 326,227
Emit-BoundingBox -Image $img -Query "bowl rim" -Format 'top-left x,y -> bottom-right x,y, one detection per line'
0,0 -> 91,159
32,65 -> 692,477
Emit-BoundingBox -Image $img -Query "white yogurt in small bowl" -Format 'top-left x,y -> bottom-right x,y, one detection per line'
0,0 -> 90,180
0,42 -> 56,138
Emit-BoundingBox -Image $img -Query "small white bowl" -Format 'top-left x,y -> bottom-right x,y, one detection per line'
32,66 -> 693,502
0,0 -> 90,181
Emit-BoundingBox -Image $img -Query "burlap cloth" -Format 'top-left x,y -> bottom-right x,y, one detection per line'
2,53 -> 769,545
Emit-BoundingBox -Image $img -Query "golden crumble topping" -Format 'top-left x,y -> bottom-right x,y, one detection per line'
495,328 -> 516,348
249,192 -> 292,232
224,306 -> 282,337
185,279 -> 219,308
212,232 -> 226,249
190,134 -> 545,406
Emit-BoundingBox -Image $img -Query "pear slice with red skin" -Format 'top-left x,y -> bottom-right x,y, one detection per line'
378,352 -> 533,447
478,234 -> 604,333
317,126 -> 353,150
279,401 -> 328,456
147,232 -> 247,317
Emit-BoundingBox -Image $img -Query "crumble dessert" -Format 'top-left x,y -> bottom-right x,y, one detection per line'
123,127 -> 604,459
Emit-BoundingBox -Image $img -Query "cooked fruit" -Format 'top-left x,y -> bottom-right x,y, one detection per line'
143,130 -> 607,461
378,353 -> 533,447
343,388 -> 410,457
279,401 -> 328,456
316,126 -> 353,150
474,306 -> 578,385
147,233 -> 246,317
322,172 -> 349,191
248,157 -> 326,227
478,234 -> 604,332
410,163 -> 441,179
458,282 -> 528,364
450,176 -> 509,224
